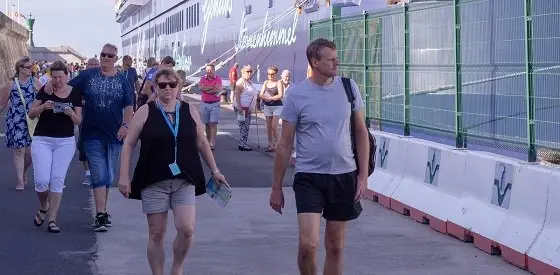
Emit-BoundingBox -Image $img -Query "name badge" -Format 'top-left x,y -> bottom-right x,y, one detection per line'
169,163 -> 181,176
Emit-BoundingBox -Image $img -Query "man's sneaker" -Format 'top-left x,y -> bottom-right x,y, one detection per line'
105,213 -> 112,227
94,213 -> 108,232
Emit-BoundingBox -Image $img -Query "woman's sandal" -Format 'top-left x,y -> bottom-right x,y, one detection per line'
33,209 -> 48,227
47,221 -> 61,233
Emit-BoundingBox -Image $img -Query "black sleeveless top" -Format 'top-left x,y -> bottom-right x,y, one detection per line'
129,101 -> 206,200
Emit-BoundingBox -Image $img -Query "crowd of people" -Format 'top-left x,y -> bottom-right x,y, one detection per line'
0,38 -> 371,275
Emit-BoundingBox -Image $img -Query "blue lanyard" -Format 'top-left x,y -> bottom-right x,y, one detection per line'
156,100 -> 180,162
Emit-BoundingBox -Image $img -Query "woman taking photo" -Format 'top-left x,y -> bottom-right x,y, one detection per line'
118,68 -> 228,275
28,60 -> 83,233
233,65 -> 258,151
0,56 -> 42,191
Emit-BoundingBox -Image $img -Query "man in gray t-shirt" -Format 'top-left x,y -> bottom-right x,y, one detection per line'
269,38 -> 371,274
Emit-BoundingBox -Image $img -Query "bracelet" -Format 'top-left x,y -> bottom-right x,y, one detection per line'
212,169 -> 221,176
122,123 -> 129,129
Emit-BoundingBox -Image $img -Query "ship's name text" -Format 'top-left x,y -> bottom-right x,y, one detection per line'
236,11 -> 299,52
201,0 -> 233,54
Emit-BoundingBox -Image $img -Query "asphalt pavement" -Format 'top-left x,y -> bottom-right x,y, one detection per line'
0,102 -> 530,275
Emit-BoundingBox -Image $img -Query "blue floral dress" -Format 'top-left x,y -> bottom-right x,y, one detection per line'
5,78 -> 36,149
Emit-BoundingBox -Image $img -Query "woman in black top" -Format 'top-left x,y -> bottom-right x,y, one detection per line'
28,60 -> 83,233
118,68 -> 227,275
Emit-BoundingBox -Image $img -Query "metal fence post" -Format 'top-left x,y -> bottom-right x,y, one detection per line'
524,0 -> 536,162
331,6 -> 341,45
454,0 -> 465,148
363,11 -> 370,126
403,3 -> 410,136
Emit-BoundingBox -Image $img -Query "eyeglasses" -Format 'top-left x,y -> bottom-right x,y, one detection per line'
100,52 -> 116,59
156,81 -> 178,89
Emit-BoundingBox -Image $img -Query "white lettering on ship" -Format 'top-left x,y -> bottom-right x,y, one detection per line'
235,11 -> 299,52
201,0 -> 233,54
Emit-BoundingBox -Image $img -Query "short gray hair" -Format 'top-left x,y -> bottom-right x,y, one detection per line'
281,70 -> 290,77
102,43 -> 118,53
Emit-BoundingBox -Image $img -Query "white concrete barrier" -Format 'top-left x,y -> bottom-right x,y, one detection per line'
526,168 -> 560,274
493,163 -> 550,269
423,148 -> 468,234
390,138 -> 445,225
366,131 -> 407,208
363,130 -> 560,273
447,152 -> 522,251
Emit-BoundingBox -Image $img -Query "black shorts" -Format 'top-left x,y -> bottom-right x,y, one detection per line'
293,170 -> 362,221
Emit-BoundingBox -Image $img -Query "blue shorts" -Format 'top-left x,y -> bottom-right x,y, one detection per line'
200,101 -> 221,124
83,140 -> 122,189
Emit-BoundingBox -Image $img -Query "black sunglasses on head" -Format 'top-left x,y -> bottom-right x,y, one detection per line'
156,81 -> 178,89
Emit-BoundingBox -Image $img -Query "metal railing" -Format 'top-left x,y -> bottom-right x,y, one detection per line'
310,0 -> 560,163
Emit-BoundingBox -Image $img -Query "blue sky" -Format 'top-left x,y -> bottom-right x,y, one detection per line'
3,0 -> 122,59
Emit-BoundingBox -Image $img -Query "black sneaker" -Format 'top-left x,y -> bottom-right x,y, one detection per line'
105,213 -> 112,227
94,213 -> 107,232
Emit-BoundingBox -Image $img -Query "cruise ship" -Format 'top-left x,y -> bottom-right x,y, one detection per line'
114,0 -> 386,83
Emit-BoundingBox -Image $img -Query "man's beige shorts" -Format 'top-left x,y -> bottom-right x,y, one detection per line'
141,178 -> 195,214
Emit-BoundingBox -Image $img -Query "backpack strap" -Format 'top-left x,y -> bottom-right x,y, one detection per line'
341,77 -> 357,152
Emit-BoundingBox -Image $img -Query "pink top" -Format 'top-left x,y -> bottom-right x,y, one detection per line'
199,75 -> 222,103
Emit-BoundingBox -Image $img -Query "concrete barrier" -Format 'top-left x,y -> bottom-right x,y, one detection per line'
389,138 -> 444,225
0,13 -> 29,87
366,131 -> 407,208
526,169 -> 560,274
365,129 -> 560,273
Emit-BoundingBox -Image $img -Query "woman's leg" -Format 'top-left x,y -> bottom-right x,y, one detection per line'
146,212 -> 168,275
13,148 -> 26,190
31,137 -> 52,225
170,182 -> 196,275
265,115 -> 273,148
24,146 -> 32,185
271,114 -> 281,149
47,137 -> 76,230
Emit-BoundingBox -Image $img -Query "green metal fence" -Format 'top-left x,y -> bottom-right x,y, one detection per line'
310,0 -> 560,163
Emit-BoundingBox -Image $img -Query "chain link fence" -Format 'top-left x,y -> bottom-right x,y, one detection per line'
309,0 -> 560,164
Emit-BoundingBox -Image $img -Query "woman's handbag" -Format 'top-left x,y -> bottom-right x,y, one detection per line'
14,77 -> 38,139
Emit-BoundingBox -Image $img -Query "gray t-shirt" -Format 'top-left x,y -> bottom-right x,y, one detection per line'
281,76 -> 364,174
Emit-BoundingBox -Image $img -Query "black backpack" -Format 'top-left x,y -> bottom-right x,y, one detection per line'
341,77 -> 377,177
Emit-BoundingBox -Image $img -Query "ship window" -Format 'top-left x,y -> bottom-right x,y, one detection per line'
187,6 -> 190,29
190,6 -> 194,28
245,5 -> 252,14
196,3 -> 199,26
269,0 -> 273,8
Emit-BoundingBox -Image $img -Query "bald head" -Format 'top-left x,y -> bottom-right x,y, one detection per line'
87,58 -> 100,69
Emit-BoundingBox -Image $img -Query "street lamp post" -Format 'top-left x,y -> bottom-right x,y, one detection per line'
25,13 -> 35,47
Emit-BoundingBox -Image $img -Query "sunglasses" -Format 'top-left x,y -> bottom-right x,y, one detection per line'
100,52 -> 116,59
156,81 -> 178,89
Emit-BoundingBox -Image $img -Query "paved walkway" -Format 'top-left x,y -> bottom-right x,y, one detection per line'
0,103 -> 529,275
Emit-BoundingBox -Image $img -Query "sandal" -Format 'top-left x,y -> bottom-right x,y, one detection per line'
33,208 -> 48,227
47,221 -> 61,233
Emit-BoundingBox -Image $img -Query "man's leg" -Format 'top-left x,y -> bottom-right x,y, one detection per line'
83,140 -> 110,232
297,213 -> 321,275
104,143 -> 123,227
293,173 -> 326,275
323,221 -> 347,275
321,171 -> 363,275
209,103 -> 220,147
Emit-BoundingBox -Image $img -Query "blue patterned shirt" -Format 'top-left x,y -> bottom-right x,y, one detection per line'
69,68 -> 133,144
